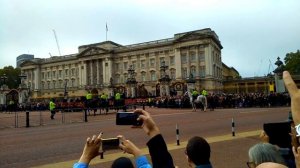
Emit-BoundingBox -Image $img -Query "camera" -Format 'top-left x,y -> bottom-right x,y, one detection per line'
102,138 -> 120,150
116,112 -> 142,126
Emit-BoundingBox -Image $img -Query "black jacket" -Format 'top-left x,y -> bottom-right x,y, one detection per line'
147,134 -> 175,168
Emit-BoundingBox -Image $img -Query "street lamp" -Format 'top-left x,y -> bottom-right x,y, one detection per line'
126,65 -> 137,98
159,61 -> 171,96
273,57 -> 285,93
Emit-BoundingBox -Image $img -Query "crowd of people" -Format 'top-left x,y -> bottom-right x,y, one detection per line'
71,71 -> 300,168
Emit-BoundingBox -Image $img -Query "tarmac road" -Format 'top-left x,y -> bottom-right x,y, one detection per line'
0,107 -> 290,168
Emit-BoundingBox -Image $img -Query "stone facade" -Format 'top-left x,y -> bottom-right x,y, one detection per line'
20,28 -> 224,99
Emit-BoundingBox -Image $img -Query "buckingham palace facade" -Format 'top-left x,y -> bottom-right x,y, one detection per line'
20,28 -> 223,99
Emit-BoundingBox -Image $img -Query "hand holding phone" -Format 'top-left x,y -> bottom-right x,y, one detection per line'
116,112 -> 143,126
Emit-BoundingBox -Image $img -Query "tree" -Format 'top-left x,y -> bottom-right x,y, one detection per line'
284,50 -> 300,75
0,66 -> 21,89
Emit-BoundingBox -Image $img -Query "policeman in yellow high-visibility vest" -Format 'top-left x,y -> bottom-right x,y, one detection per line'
100,93 -> 108,113
115,92 -> 121,112
49,99 -> 56,119
201,89 -> 208,96
86,92 -> 93,114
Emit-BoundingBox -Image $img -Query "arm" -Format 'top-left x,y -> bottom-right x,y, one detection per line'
118,135 -> 152,168
73,133 -> 102,168
134,109 -> 175,168
283,71 -> 300,125
146,134 -> 174,168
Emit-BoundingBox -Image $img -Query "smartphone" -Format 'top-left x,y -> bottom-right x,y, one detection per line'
102,138 -> 120,150
116,112 -> 142,126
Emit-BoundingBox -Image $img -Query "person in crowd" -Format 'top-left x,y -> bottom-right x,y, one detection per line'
111,157 -> 134,168
185,136 -> 212,168
73,132 -> 152,168
256,162 -> 288,168
283,71 -> 300,168
134,109 -> 175,168
49,98 -> 56,119
247,143 -> 287,168
118,135 -> 152,168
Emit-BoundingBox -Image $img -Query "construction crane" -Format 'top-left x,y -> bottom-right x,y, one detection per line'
52,29 -> 62,56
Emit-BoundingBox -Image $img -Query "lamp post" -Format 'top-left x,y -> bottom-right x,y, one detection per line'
159,61 -> 171,97
126,65 -> 137,98
0,74 -> 8,105
273,57 -> 285,93
18,74 -> 29,105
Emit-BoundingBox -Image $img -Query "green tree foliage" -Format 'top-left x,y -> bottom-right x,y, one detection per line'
284,50 -> 300,75
0,66 -> 21,89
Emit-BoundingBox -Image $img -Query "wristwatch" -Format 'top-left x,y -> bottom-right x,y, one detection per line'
295,124 -> 300,137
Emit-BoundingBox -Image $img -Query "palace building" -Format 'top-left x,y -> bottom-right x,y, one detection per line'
20,28 -> 225,99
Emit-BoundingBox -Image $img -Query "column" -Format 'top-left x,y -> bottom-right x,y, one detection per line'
205,44 -> 212,76
83,61 -> 87,86
102,60 -> 107,85
187,48 -> 190,76
174,48 -> 182,79
34,67 -> 40,90
78,63 -> 82,87
196,45 -> 200,78
90,60 -> 93,85
97,59 -> 100,84
31,70 -> 34,90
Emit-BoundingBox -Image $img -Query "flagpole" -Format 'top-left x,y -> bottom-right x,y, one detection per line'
106,22 -> 108,41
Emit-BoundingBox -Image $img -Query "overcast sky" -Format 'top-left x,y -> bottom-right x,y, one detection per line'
0,0 -> 299,77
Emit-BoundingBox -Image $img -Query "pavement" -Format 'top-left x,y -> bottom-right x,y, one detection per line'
0,106 -> 291,168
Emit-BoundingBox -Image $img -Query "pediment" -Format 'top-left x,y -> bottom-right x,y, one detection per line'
174,32 -> 209,42
77,47 -> 109,57
20,60 -> 38,67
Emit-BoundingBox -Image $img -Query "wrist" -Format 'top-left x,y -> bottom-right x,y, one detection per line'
148,127 -> 160,138
79,155 -> 91,164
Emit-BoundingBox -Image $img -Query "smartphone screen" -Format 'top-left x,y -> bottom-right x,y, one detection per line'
102,138 -> 120,150
116,112 -> 142,126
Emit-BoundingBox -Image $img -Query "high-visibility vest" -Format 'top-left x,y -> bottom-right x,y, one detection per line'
192,90 -> 198,96
49,101 -> 56,111
86,93 -> 92,100
202,90 -> 208,96
115,93 -> 121,100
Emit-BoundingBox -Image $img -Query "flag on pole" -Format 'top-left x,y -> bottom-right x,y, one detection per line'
106,23 -> 108,32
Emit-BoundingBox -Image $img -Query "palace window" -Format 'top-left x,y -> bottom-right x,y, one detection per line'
141,60 -> 146,69
181,54 -> 187,63
52,71 -> 56,78
150,58 -> 155,67
182,68 -> 187,79
191,66 -> 196,77
124,62 -> 128,70
170,56 -> 175,65
199,51 -> 205,61
71,68 -> 75,76
150,71 -> 156,81
41,72 -> 45,80
132,61 -> 136,69
141,72 -> 146,81
59,80 -> 63,88
170,68 -> 176,79
115,63 -> 119,71
59,70 -> 62,78
190,51 -> 196,62
159,57 -> 165,65
65,69 -> 69,76
200,66 -> 206,78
